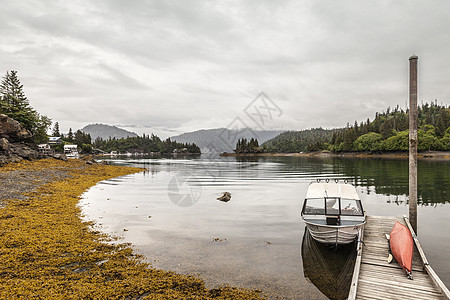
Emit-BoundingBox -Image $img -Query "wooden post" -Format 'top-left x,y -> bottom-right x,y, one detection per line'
409,55 -> 418,233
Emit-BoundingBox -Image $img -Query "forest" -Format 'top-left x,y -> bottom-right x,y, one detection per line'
263,102 -> 450,153
92,134 -> 201,154
234,138 -> 262,153
262,128 -> 338,153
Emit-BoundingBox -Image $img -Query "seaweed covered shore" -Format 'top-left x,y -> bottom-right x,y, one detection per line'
0,159 -> 263,299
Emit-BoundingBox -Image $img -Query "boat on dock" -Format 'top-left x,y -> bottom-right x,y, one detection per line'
301,180 -> 366,246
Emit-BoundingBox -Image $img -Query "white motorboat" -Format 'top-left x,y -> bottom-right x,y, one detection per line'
301,180 -> 366,246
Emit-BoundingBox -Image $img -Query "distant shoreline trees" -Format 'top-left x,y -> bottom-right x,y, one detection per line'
262,128 -> 336,153
329,103 -> 449,152
93,134 -> 201,154
262,102 -> 449,153
234,138 -> 262,153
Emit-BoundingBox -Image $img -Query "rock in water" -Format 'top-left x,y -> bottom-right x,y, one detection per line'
217,192 -> 231,202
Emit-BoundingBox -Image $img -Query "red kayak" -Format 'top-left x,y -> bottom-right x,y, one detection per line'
389,221 -> 414,279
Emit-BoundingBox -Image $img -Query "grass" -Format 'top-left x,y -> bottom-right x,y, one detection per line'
0,159 -> 263,299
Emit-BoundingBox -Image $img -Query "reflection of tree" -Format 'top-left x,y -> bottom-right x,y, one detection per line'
240,156 -> 449,205
328,158 -> 449,205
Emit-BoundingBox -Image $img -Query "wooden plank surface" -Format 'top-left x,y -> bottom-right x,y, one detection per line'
352,216 -> 445,300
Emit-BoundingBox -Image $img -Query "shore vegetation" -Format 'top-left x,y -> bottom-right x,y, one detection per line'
0,159 -> 262,299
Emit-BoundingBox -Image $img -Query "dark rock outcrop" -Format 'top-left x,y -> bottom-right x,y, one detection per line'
217,192 -> 231,202
0,114 -> 40,165
0,114 -> 33,142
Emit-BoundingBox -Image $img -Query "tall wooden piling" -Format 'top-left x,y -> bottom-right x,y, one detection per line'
409,55 -> 418,233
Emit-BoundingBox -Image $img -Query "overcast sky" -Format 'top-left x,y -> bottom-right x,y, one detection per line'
1,0 -> 449,138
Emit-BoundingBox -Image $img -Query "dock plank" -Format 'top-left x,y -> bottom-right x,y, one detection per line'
348,216 -> 448,300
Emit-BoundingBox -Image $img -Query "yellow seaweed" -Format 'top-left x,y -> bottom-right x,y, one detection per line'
0,159 -> 263,299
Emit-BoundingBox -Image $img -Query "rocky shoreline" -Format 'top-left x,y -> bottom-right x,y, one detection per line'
0,114 -> 69,165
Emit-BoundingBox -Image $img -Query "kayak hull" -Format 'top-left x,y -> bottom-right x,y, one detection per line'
390,221 -> 413,276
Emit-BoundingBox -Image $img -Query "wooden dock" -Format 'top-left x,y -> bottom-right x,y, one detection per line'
348,215 -> 450,300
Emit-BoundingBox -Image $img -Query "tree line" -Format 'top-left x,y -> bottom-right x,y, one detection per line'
329,102 -> 449,152
261,102 -> 449,153
51,125 -> 201,155
93,134 -> 201,154
234,138 -> 262,153
262,128 -> 338,153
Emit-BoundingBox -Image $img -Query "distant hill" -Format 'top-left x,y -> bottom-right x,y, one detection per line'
263,128 -> 338,152
81,124 -> 138,140
263,102 -> 449,153
170,128 -> 284,152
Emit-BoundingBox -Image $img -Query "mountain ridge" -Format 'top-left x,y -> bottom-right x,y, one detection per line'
81,124 -> 138,140
170,128 -> 284,152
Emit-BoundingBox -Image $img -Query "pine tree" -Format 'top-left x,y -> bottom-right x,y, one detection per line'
0,70 -> 51,143
68,128 -> 74,142
0,70 -> 36,129
52,122 -> 60,137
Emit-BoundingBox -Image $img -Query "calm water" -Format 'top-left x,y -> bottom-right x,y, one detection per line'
80,156 -> 450,299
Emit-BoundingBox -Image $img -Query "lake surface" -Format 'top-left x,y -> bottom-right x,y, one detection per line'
80,156 -> 450,299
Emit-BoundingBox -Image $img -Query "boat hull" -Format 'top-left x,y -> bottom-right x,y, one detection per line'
304,221 -> 365,245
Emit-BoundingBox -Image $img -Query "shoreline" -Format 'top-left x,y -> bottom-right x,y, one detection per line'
220,151 -> 450,160
0,158 -> 262,299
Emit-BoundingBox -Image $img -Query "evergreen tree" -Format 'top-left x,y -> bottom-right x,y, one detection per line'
33,115 -> 52,144
52,122 -> 60,136
0,70 -> 36,130
0,70 -> 51,143
68,128 -> 74,142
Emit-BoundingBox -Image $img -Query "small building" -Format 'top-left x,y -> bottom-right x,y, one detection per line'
38,144 -> 54,155
64,144 -> 79,158
48,137 -> 62,144
173,148 -> 188,153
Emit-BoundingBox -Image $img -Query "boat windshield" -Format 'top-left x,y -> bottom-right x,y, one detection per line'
302,198 -> 364,216
341,198 -> 363,216
303,198 -> 325,215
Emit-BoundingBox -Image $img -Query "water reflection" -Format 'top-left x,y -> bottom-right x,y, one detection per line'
85,155 -> 450,298
333,158 -> 449,204
104,155 -> 449,205
301,229 -> 356,300
241,156 -> 449,205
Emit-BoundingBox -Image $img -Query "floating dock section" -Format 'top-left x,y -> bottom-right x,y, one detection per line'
348,216 -> 450,300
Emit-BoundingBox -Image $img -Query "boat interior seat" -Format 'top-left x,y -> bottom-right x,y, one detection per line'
326,215 -> 339,225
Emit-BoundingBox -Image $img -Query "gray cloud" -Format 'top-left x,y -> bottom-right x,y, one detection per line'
0,0 -> 449,136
